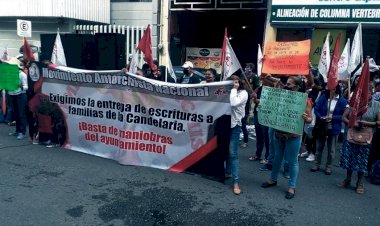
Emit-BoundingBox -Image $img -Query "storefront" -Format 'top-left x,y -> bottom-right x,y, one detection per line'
269,0 -> 380,66
168,0 -> 268,69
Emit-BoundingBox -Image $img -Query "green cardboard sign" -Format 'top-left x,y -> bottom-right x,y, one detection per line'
258,86 -> 307,135
0,64 -> 19,90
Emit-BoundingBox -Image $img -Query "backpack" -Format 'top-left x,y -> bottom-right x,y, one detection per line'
370,160 -> 380,185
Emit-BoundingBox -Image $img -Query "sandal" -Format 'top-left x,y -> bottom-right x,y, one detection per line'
249,156 -> 259,161
337,179 -> 351,188
233,184 -> 241,195
356,182 -> 364,194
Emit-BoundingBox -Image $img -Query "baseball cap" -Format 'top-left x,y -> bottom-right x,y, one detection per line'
4,57 -> 22,69
182,61 -> 194,69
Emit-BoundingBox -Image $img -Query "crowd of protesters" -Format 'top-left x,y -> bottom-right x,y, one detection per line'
2,55 -> 380,200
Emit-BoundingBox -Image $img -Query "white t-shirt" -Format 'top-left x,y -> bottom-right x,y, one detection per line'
8,70 -> 28,95
230,88 -> 248,128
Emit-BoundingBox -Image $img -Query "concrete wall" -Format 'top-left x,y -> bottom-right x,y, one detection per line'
0,17 -> 77,58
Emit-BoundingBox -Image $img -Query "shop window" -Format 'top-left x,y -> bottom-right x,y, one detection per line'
276,29 -> 307,42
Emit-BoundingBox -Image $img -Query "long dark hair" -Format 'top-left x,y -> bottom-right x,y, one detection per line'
229,75 -> 249,91
287,76 -> 306,93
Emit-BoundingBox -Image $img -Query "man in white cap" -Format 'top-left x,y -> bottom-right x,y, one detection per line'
7,58 -> 28,139
180,61 -> 203,84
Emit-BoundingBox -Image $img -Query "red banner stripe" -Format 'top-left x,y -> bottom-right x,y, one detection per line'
34,76 -> 44,93
168,136 -> 218,173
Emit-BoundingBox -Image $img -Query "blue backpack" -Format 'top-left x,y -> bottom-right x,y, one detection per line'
370,160 -> 380,185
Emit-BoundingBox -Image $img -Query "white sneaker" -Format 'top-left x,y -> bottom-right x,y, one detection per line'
240,143 -> 248,148
300,152 -> 309,158
306,153 -> 315,162
16,133 -> 25,140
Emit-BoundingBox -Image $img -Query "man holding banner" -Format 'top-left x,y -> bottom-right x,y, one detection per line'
5,58 -> 28,140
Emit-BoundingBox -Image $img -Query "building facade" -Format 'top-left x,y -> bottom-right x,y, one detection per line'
0,0 -> 110,57
265,0 -> 380,66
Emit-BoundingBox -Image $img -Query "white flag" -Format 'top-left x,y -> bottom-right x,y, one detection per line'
166,54 -> 177,83
51,32 -> 67,66
354,58 -> 379,76
129,52 -> 139,74
318,32 -> 330,82
223,38 -> 242,80
338,38 -> 350,80
348,23 -> 362,73
1,47 -> 9,61
257,44 -> 263,77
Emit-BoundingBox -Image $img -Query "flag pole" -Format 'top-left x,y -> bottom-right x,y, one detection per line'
241,70 -> 254,93
165,65 -> 168,82
347,78 -> 351,101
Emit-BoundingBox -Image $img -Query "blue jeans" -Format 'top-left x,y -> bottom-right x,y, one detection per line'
254,113 -> 269,159
267,128 -> 275,166
270,135 -> 301,188
226,125 -> 241,184
10,93 -> 27,134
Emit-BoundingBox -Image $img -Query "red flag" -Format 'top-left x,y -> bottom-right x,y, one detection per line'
348,58 -> 370,128
23,37 -> 35,64
220,28 -> 228,66
136,25 -> 156,71
327,33 -> 342,90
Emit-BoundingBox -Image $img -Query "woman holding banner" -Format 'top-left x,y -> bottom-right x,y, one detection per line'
261,76 -> 312,199
225,75 -> 249,195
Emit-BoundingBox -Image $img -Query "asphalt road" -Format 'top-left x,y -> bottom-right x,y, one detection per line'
0,123 -> 379,226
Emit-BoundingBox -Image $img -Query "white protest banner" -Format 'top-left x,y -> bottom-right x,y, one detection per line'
258,86 -> 307,135
39,65 -> 231,172
17,19 -> 32,37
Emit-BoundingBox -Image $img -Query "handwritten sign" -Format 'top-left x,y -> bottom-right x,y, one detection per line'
258,86 -> 307,135
0,64 -> 19,90
262,40 -> 311,75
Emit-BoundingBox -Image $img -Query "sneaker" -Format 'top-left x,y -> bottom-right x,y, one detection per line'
240,143 -> 248,148
8,132 -> 18,136
310,165 -> 320,172
45,140 -> 56,148
306,153 -> 315,162
325,168 -> 332,175
283,172 -> 290,179
300,151 -> 309,158
32,138 -> 39,145
8,121 -> 16,126
260,164 -> 272,171
16,133 -> 25,140
260,159 -> 268,164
